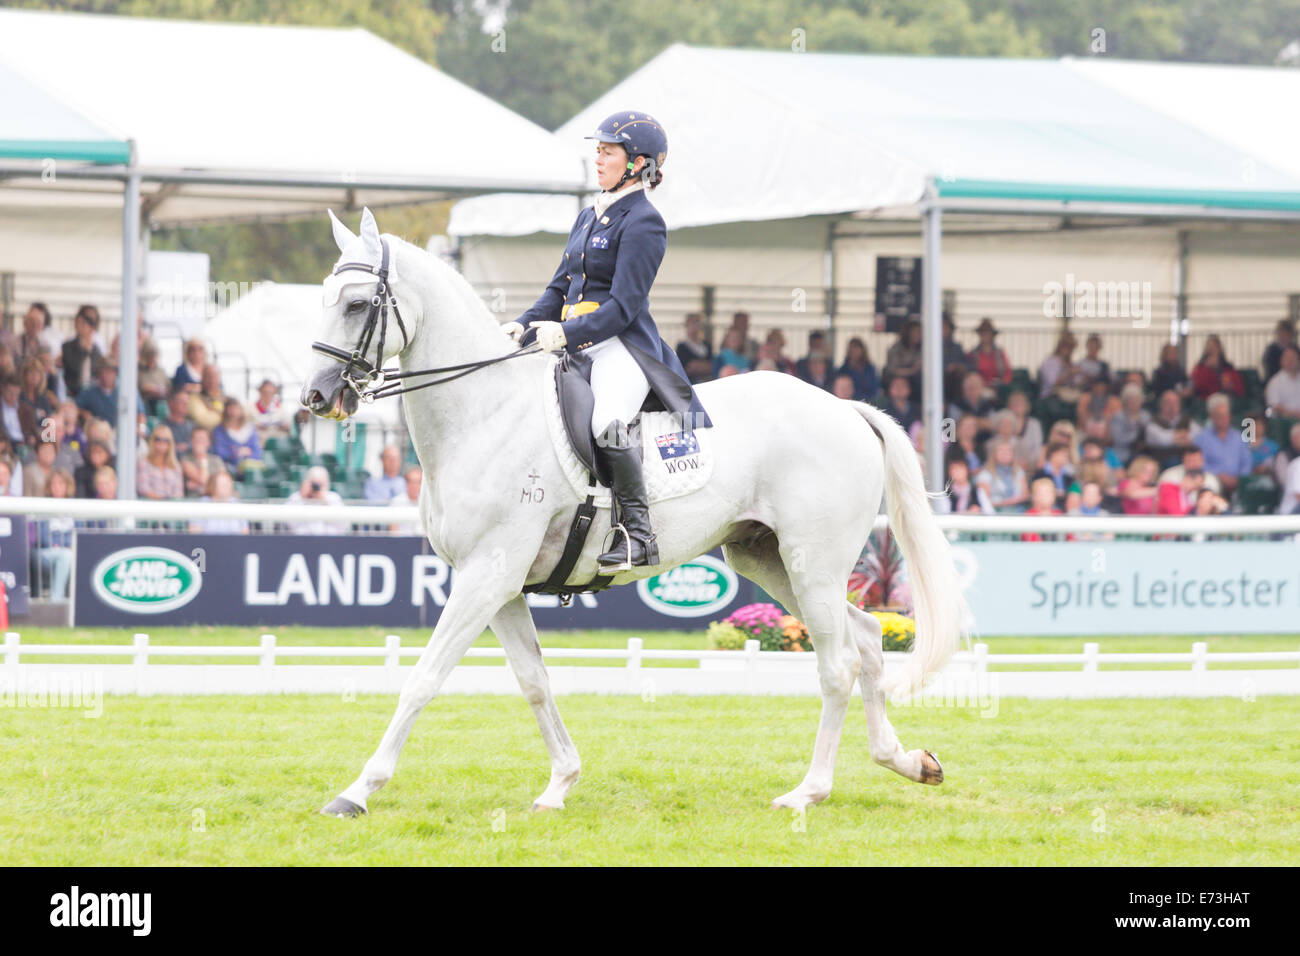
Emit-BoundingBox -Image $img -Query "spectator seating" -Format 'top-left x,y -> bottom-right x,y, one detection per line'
1237,474 -> 1282,515
231,428 -> 375,500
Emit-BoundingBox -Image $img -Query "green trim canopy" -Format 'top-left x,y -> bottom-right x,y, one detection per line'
936,179 -> 1300,212
0,140 -> 131,164
0,62 -> 129,165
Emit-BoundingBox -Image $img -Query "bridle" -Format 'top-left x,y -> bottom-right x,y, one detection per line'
311,237 -> 539,404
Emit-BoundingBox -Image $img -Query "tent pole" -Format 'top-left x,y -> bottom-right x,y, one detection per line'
1174,229 -> 1188,365
823,219 -> 837,361
118,141 -> 142,500
921,185 -> 945,494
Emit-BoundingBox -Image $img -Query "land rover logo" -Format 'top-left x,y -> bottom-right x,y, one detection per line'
636,554 -> 738,618
91,547 -> 202,614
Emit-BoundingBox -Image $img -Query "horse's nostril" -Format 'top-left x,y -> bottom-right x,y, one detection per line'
308,390 -> 325,408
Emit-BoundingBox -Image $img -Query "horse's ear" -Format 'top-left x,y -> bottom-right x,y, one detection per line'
328,209 -> 355,252
359,207 -> 382,258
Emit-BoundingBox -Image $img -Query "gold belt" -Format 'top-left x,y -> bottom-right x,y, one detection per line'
561,301 -> 600,321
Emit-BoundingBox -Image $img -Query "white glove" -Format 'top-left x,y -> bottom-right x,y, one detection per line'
502,321 -> 525,342
534,321 -> 567,352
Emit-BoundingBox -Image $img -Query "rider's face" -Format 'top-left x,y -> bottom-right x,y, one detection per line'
595,142 -> 640,191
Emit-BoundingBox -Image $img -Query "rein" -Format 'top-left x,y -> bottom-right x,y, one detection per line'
311,237 -> 540,403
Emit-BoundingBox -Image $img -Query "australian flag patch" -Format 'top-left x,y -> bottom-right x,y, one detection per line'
591,235 -> 610,248
656,430 -> 699,459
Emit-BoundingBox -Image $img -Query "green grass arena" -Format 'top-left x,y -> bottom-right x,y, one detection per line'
3,629 -> 1298,865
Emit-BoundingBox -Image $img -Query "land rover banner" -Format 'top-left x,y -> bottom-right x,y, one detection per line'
73,533 -> 751,629
0,515 -> 30,617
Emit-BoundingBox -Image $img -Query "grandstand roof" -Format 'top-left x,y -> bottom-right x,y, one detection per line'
449,45 -> 1300,237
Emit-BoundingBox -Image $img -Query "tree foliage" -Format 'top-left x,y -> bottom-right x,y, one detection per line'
10,0 -> 445,62
435,0 -> 1300,130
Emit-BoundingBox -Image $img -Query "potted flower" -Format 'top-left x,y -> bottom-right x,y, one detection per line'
848,526 -> 912,613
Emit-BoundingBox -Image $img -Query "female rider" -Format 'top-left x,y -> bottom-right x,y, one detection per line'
503,112 -> 711,572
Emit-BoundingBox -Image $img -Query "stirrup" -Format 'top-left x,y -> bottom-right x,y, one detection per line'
598,523 -> 633,572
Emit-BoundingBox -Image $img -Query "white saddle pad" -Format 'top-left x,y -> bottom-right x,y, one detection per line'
540,355 -> 714,508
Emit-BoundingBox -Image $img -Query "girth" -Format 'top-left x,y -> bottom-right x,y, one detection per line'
523,352 -> 616,603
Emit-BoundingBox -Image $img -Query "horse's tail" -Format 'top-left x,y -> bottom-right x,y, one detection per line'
852,402 -> 970,700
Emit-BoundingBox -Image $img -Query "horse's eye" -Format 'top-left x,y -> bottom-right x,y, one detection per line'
345,299 -> 367,315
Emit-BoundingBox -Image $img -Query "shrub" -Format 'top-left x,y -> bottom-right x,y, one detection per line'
848,527 -> 913,612
705,621 -> 748,650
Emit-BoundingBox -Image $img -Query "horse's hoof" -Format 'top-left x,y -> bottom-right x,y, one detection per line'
321,796 -> 367,818
530,801 -> 563,812
919,750 -> 944,785
770,790 -> 822,811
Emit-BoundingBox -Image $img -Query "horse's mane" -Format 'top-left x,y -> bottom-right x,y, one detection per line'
385,233 -> 501,333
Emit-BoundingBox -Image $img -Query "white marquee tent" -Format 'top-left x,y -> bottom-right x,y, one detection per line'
450,45 -> 1300,236
0,7 -> 588,496
0,8 -> 588,222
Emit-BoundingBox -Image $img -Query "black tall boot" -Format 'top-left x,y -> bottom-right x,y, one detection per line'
596,422 -> 658,572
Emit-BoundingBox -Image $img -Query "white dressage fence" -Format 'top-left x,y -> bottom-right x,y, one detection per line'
3,633 -> 1297,700
7,494 -> 1300,535
4,499 -> 1298,701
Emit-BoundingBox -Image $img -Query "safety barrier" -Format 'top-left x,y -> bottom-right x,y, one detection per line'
3,633 -> 1296,700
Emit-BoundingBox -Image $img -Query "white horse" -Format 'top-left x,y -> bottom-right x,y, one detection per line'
303,208 -> 969,816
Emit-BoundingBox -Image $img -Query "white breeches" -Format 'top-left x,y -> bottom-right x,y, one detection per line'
587,335 -> 650,439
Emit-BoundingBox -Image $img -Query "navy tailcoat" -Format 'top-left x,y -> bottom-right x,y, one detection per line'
518,189 -> 712,429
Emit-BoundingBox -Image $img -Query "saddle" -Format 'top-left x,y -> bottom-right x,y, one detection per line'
554,350 -> 612,485
524,352 -> 714,602
543,352 -> 714,508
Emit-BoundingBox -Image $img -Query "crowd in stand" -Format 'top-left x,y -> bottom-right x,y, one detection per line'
4,299 -> 436,594
677,311 -> 1300,520
0,302 -> 295,508
3,301 -> 302,595
10,298 -> 1300,594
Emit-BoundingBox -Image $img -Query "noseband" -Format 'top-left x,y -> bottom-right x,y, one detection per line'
311,237 -> 539,403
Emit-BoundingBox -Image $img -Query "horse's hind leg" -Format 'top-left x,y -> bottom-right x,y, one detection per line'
723,536 -> 859,811
848,604 -> 943,785
491,595 -> 582,810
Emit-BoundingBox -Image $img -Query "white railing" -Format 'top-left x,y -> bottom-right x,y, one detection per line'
3,633 -> 1297,700
5,496 -> 1300,536
2,496 -> 416,526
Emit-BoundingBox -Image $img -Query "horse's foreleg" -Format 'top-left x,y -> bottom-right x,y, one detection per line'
491,595 -> 581,810
322,568 -> 517,817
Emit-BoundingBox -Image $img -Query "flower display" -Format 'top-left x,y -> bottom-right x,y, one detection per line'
706,602 -> 914,653
872,610 -> 916,652
708,603 -> 812,652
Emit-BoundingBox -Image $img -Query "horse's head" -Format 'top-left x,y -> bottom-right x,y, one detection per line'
301,207 -> 408,420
